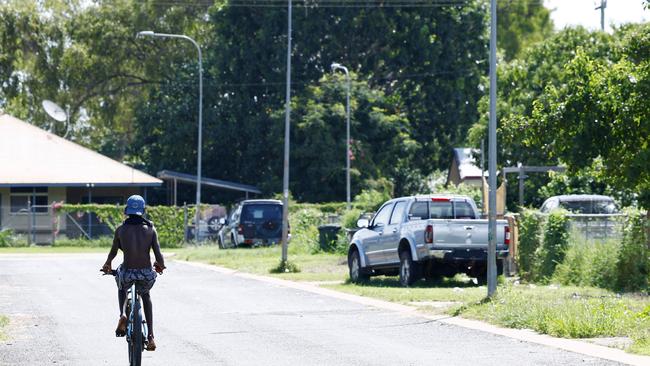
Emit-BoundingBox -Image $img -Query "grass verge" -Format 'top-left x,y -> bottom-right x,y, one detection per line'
0,246 -> 107,254
173,245 -> 347,282
454,284 -> 650,355
0,315 -> 8,341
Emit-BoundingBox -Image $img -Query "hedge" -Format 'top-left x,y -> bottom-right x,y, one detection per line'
57,204 -> 195,248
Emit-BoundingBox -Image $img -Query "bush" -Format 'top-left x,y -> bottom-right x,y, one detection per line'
58,204 -> 194,248
533,210 -> 570,282
0,229 -> 14,248
552,235 -> 619,289
517,210 -> 543,280
352,188 -> 390,212
52,237 -> 113,247
616,209 -> 649,291
341,208 -> 363,229
0,230 -> 28,248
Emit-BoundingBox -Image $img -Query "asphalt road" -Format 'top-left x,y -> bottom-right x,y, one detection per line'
0,253 -> 625,366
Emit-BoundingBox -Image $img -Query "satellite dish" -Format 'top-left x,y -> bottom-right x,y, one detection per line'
42,100 -> 67,122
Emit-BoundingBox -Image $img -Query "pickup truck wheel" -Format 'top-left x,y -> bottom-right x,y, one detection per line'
348,250 -> 369,283
399,250 -> 420,287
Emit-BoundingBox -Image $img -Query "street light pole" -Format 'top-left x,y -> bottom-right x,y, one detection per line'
136,31 -> 203,242
487,0 -> 498,297
281,0 -> 293,264
330,63 -> 351,210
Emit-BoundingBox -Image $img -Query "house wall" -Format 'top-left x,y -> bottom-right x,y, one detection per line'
66,186 -> 142,204
0,186 -> 66,244
0,186 -> 143,244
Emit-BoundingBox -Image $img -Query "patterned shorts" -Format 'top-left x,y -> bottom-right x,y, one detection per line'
115,265 -> 157,294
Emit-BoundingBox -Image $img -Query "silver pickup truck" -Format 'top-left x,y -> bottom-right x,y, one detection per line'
347,195 -> 510,286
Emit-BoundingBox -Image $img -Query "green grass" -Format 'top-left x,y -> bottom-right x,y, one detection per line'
326,276 -> 485,307
0,315 -> 8,341
173,245 -> 348,282
455,284 -> 650,354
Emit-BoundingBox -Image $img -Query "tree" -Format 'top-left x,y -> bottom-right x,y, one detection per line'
281,73 -> 417,202
0,0 -> 211,161
496,24 -> 650,207
497,0 -> 554,61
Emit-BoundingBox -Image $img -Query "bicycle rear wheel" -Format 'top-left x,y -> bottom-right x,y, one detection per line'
130,301 -> 143,366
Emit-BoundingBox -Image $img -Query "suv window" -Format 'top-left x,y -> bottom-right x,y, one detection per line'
241,204 -> 282,221
372,203 -> 394,228
389,201 -> 407,225
409,202 -> 428,220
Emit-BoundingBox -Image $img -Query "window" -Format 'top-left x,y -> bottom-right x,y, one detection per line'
371,203 -> 394,228
454,201 -> 476,219
429,201 -> 453,219
389,201 -> 407,225
409,202 -> 428,220
10,187 -> 48,214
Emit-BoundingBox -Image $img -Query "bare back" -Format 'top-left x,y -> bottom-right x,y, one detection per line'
107,216 -> 165,270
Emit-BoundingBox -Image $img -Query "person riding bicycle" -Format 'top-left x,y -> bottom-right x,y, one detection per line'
101,195 -> 165,351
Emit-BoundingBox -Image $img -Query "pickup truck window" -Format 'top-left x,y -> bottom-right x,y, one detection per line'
454,201 -> 476,219
389,201 -> 407,224
430,201 -> 453,219
408,202 -> 428,220
372,203 -> 394,228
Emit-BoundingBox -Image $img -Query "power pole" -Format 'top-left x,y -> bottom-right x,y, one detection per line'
281,0 -> 292,265
487,0 -> 498,297
596,0 -> 607,31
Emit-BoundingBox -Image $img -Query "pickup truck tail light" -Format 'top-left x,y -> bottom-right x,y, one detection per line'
237,224 -> 244,235
424,224 -> 434,244
504,226 -> 511,246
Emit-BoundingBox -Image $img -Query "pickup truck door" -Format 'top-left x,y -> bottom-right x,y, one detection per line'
381,200 -> 407,264
363,202 -> 394,265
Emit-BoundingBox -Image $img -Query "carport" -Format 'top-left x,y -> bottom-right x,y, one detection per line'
157,170 -> 262,206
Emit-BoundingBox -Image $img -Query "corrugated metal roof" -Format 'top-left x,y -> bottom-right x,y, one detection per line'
157,170 -> 261,194
0,113 -> 162,186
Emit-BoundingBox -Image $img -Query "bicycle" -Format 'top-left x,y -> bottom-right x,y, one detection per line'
101,268 -> 148,366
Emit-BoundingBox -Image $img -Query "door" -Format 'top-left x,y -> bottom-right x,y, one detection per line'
363,202 -> 394,265
381,200 -> 407,264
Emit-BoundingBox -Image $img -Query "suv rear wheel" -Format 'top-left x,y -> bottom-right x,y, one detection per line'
348,249 -> 369,283
399,249 -> 420,287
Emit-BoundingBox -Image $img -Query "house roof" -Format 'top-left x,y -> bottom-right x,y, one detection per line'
0,113 -> 162,187
452,148 -> 485,180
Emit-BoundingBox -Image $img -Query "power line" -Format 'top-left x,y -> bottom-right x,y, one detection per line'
148,0 -> 475,9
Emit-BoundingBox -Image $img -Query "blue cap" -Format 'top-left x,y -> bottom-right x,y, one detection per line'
125,195 -> 146,216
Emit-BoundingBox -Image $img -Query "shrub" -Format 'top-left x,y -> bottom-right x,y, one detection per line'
0,229 -> 14,248
517,210 -> 543,280
52,237 -> 113,247
552,235 -> 619,289
352,188 -> 390,212
341,208 -> 363,229
534,210 -> 570,282
58,204 -> 194,248
616,209 -> 649,291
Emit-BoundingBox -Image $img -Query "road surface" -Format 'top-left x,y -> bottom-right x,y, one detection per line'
0,253 -> 625,366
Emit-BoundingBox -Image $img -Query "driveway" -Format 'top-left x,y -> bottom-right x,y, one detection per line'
0,253 -> 625,366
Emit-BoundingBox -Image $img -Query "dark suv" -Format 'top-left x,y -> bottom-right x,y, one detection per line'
217,199 -> 287,248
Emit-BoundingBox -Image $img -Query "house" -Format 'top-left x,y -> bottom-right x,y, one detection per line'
0,113 -> 162,242
446,147 -> 485,187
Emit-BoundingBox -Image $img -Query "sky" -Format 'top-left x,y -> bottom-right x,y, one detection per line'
545,0 -> 648,32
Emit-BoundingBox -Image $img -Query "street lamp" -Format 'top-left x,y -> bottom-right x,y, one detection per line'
137,30 -> 204,241
330,62 -> 351,210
